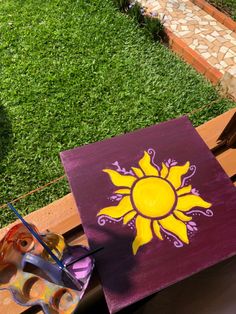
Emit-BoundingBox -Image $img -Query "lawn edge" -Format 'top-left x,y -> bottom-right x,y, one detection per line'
165,28 -> 222,85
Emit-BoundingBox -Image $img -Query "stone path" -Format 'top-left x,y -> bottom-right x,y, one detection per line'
138,0 -> 236,76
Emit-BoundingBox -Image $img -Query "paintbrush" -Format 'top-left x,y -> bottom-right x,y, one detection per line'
7,203 -> 101,291
65,246 -> 103,267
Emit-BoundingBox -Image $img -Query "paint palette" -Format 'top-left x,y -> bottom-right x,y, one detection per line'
0,223 -> 94,314
0,263 -> 80,313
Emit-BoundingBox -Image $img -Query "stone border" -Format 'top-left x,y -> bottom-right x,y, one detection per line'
191,0 -> 236,32
165,28 -> 223,85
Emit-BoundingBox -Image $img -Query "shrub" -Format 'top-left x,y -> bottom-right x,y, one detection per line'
113,0 -> 164,41
113,0 -> 130,12
143,14 -> 164,41
128,2 -> 144,24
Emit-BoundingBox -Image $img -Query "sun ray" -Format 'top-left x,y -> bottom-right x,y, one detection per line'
123,211 -> 136,225
176,194 -> 212,212
132,167 -> 144,178
97,196 -> 133,218
177,185 -> 192,196
160,162 -> 168,178
132,216 -> 152,255
138,151 -> 159,176
114,189 -> 130,195
159,215 -> 189,244
153,220 -> 163,240
166,161 -> 190,189
174,210 -> 192,222
103,169 -> 136,188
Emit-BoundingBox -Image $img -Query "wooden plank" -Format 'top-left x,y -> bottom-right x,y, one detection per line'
196,107 -> 236,178
0,108 -> 236,313
196,107 -> 236,149
217,149 -> 236,178
0,193 -> 80,239
0,291 -> 26,314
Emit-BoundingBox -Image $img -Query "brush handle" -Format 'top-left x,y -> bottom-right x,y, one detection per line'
65,246 -> 103,267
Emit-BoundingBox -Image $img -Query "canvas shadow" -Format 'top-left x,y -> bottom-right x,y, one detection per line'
85,223 -> 139,295
0,105 -> 12,168
122,254 -> 236,314
77,254 -> 236,314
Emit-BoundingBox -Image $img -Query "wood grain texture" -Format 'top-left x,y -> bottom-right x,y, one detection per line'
196,108 -> 236,149
217,149 -> 236,178
0,193 -> 80,239
0,108 -> 235,313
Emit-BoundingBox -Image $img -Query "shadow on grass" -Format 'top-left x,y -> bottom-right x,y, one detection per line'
0,105 -> 12,168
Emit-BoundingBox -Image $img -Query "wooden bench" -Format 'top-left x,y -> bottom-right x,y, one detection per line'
1,108 -> 236,314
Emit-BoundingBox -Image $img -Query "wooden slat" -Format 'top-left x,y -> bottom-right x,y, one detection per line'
217,149 -> 236,178
196,107 -> 236,178
0,193 -> 80,239
0,291 -> 26,314
0,108 -> 236,313
196,108 -> 236,149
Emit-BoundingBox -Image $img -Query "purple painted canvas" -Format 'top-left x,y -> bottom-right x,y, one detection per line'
60,117 -> 236,314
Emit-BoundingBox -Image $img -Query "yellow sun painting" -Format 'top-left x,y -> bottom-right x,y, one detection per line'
97,151 -> 212,255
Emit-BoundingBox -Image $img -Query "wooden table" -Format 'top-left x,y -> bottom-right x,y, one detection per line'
1,108 -> 236,314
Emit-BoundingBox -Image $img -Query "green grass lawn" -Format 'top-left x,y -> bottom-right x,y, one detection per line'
208,0 -> 236,20
0,0 -> 235,227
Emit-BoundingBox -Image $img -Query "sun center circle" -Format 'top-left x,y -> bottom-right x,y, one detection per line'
131,176 -> 177,219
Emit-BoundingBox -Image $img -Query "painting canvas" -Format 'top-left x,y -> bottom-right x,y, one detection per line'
60,117 -> 236,314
